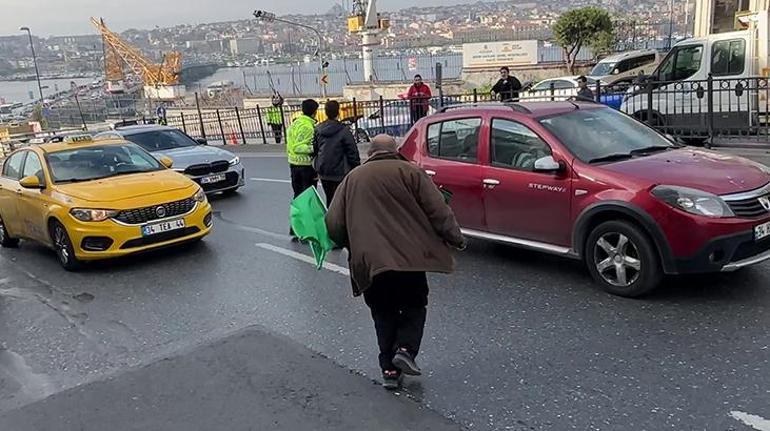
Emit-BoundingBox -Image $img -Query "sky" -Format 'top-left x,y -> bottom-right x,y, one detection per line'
1,0 -> 461,37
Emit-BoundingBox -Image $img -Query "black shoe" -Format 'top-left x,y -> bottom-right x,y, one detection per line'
382,370 -> 402,390
392,348 -> 421,376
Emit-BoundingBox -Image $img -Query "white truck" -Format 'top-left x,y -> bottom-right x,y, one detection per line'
621,6 -> 770,143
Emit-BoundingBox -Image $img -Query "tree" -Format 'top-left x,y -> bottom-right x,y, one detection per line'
553,7 -> 614,74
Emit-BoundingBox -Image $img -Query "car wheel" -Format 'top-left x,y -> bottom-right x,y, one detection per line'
585,220 -> 662,297
50,221 -> 82,271
0,214 -> 20,248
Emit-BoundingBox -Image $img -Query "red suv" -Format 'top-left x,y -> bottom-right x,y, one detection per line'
400,102 -> 770,296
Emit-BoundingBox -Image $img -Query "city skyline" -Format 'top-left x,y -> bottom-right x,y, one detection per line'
1,0 -> 494,37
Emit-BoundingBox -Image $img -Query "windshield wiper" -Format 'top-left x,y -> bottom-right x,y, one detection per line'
57,177 -> 94,184
629,146 -> 672,155
588,153 -> 635,164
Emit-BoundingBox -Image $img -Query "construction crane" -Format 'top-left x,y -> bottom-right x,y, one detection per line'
91,17 -> 185,100
348,0 -> 389,82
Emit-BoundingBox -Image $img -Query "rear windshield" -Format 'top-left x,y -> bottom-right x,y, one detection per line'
539,108 -> 672,162
123,129 -> 197,152
46,143 -> 163,184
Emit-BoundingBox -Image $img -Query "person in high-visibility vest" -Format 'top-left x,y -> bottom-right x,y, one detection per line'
266,94 -> 284,144
286,99 -> 319,239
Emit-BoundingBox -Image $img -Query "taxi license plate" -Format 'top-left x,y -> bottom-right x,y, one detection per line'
755,221 -> 770,241
142,219 -> 185,237
201,173 -> 226,184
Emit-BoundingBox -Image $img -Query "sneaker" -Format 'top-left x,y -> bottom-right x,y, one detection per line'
392,348 -> 421,376
382,370 -> 402,390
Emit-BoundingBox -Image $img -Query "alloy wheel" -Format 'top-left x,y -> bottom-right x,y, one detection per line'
594,232 -> 642,287
54,225 -> 70,265
0,217 -> 6,244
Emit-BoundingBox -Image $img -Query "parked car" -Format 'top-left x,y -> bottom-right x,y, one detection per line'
356,99 -> 437,139
0,135 -> 212,270
525,76 -> 626,109
588,49 -> 662,84
96,125 -> 244,195
400,101 -> 770,297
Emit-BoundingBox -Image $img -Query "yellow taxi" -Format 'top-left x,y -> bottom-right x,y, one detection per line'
0,134 -> 212,270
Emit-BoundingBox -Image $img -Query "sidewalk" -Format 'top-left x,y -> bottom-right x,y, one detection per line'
0,327 -> 460,431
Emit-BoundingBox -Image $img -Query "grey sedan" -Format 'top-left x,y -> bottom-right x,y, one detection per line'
96,125 -> 245,195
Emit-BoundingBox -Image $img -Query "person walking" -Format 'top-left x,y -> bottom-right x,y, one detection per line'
407,74 -> 432,125
576,76 -> 595,101
287,99 -> 319,238
325,134 -> 466,390
491,66 -> 522,101
313,100 -> 361,207
266,93 -> 285,144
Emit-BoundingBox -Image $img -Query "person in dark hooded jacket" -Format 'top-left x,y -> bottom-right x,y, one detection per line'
313,100 -> 361,206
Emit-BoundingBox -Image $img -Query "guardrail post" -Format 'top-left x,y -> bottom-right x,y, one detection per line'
646,83 -> 654,127
707,74 -> 715,144
595,80 -> 601,102
352,98 -> 359,134
180,112 -> 187,133
256,105 -> 268,145
379,96 -> 385,129
550,82 -> 555,102
216,109 -> 226,145
195,92 -> 206,140
234,107 -> 246,145
473,88 -> 478,103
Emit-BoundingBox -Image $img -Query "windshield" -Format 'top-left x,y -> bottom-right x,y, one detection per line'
590,61 -> 617,77
47,143 -> 163,184
124,129 -> 197,152
539,108 -> 672,163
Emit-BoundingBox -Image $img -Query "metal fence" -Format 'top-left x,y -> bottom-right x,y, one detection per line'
164,76 -> 770,148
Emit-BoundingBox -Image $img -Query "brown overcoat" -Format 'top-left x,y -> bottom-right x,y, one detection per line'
325,151 -> 465,296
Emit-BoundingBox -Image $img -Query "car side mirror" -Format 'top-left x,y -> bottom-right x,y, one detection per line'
159,156 -> 174,169
195,138 -> 208,145
533,156 -> 564,173
19,175 -> 43,189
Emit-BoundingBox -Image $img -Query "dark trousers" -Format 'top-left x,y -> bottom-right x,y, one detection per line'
321,179 -> 341,208
363,271 -> 429,372
270,123 -> 283,144
289,165 -> 317,236
410,106 -> 428,125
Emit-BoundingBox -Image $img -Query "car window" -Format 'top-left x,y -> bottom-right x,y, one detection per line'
22,152 -> 44,183
540,108 -> 672,163
630,54 -> 657,70
533,81 -> 554,91
553,80 -> 575,89
657,45 -> 703,81
490,119 -> 552,171
3,152 -> 26,180
615,59 -> 631,73
46,143 -> 163,184
123,129 -> 197,152
426,118 -> 481,162
711,39 -> 746,77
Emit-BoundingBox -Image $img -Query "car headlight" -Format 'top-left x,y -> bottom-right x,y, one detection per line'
229,156 -> 240,166
194,188 -> 207,203
651,185 -> 734,218
70,208 -> 119,222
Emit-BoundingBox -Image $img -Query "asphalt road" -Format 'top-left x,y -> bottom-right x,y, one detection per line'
1,154 -> 770,431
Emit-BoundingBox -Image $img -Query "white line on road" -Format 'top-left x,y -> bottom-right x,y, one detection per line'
256,243 -> 350,276
730,411 -> 770,430
250,177 -> 291,184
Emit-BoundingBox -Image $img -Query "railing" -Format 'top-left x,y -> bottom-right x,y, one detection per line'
158,76 -> 770,148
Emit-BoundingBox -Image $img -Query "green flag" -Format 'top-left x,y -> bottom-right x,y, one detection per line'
289,186 -> 336,269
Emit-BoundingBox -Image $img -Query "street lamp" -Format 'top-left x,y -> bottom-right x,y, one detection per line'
19,26 -> 44,105
253,10 -> 328,98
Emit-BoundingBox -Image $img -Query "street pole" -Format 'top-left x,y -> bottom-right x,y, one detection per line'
667,0 -> 675,50
20,27 -> 44,105
254,11 -> 326,99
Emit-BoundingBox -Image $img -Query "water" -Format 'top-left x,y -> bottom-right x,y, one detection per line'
0,77 -> 94,105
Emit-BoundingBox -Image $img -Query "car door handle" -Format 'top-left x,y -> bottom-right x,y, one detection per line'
15,189 -> 22,195
483,179 -> 500,189
425,169 -> 436,177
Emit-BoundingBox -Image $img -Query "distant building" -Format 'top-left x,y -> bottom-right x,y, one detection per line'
229,38 -> 261,55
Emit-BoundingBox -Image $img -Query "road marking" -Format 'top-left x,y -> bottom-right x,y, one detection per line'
256,243 -> 350,276
213,212 -> 288,241
250,177 -> 291,184
730,411 -> 770,430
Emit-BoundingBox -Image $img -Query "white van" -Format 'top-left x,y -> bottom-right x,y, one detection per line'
620,30 -> 765,143
589,50 -> 662,85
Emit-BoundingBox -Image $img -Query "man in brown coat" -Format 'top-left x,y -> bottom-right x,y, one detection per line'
325,134 -> 465,390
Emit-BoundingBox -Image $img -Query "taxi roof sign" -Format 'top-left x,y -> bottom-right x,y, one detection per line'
64,134 -> 94,144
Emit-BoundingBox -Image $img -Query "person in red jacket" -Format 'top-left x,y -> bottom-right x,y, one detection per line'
407,74 -> 432,125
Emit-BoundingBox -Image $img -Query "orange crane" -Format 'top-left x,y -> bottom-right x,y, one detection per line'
91,17 -> 185,99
